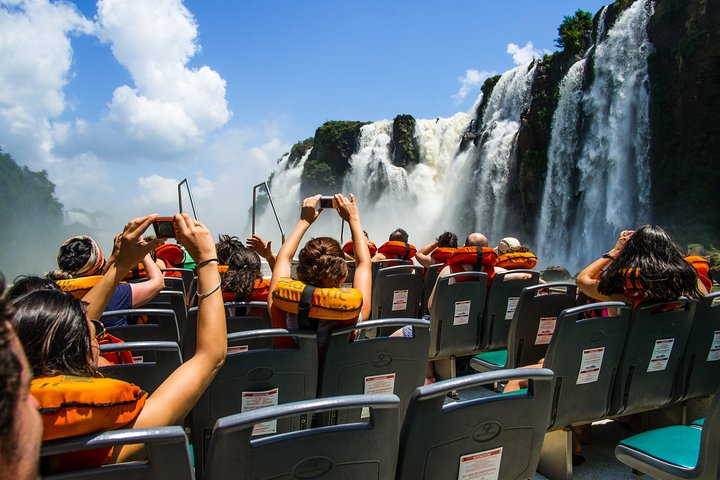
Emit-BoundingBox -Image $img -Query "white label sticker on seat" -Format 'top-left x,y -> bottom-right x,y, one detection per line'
576,347 -> 605,384
227,345 -> 249,354
392,289 -> 409,311
458,447 -> 502,480
454,300 -> 471,325
361,373 -> 396,418
707,330 -> 720,362
647,338 -> 675,372
242,388 -> 279,436
504,297 -> 519,320
132,355 -> 144,363
535,317 -> 557,345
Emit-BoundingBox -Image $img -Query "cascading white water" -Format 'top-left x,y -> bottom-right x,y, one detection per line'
343,113 -> 471,244
472,63 -> 537,239
535,59 -> 588,264
570,0 -> 654,269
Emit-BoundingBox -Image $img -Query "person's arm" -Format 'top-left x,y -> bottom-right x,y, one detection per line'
247,234 -> 276,271
268,195 -> 322,314
84,216 -> 165,321
576,230 -> 635,302
114,214 -> 225,462
415,241 -> 438,268
102,234 -> 122,274
129,254 -> 165,307
427,265 -> 451,311
336,194 -> 371,321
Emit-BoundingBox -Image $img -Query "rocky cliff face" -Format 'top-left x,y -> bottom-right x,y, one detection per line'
647,0 -> 720,245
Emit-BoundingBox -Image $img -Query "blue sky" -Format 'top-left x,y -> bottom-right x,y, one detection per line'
0,0 -> 609,236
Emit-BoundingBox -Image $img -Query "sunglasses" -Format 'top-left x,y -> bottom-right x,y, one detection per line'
90,320 -> 108,340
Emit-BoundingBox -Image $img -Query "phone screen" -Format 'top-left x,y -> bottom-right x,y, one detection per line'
153,219 -> 175,238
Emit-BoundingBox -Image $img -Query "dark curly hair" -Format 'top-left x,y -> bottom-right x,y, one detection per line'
11,290 -> 100,378
221,248 -> 263,301
598,225 -> 704,301
0,273 -> 22,467
296,237 -> 348,288
216,234 -> 245,265
436,231 -> 458,248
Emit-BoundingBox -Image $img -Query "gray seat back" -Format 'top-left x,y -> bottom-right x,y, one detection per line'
676,292 -> 720,401
371,265 -> 424,321
428,271 -> 488,358
610,299 -> 696,416
420,263 -> 444,315
544,302 -> 631,430
396,368 -> 554,480
144,290 -> 188,342
162,268 -> 195,294
104,308 -> 180,343
481,270 -> 541,351
183,302 -> 271,360
41,427 -> 193,480
319,318 -> 430,423
190,329 -> 318,476
160,276 -> 186,295
371,258 -> 412,286
205,394 -> 400,480
506,282 -> 577,368
99,341 -> 182,394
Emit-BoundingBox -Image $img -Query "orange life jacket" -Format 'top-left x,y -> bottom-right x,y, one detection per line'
342,240 -> 378,258
222,278 -> 271,303
495,251 -> 538,270
685,255 -> 712,292
377,241 -> 417,260
98,333 -> 135,365
430,247 -> 457,264
56,276 -> 104,299
445,246 -> 498,284
31,375 -> 147,442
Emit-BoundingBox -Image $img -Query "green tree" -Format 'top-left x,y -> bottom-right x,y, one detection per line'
555,10 -> 594,55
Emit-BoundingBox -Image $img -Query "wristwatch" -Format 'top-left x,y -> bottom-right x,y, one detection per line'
602,252 -> 615,260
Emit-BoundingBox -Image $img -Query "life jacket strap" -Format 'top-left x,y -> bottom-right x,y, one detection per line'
298,284 -> 319,331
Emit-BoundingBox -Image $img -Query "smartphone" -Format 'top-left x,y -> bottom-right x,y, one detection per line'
152,217 -> 176,238
319,196 -> 335,209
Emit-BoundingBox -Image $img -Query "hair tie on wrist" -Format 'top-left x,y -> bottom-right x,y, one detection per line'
602,252 -> 615,261
197,258 -> 219,269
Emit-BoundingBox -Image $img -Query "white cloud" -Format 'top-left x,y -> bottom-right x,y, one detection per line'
135,174 -> 179,209
95,0 -> 231,151
507,41 -> 548,65
452,69 -> 495,104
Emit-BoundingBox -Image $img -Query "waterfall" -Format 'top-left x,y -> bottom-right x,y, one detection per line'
535,59 -> 588,263
472,63 -> 537,240
343,113 -> 471,244
536,0 -> 654,271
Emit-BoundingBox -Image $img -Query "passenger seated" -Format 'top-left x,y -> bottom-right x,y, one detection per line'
11,214 -> 226,470
221,246 -> 270,303
494,236 -> 538,270
6,275 -> 60,300
415,231 -> 458,268
0,275 -> 43,480
216,234 -> 245,266
50,235 -> 164,327
540,265 -> 572,283
268,194 -> 371,356
371,227 -> 417,263
342,230 -> 377,261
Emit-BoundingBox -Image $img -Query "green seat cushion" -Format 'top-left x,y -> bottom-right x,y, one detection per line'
473,350 -> 507,367
619,425 -> 700,469
503,387 -> 528,396
691,418 -> 704,427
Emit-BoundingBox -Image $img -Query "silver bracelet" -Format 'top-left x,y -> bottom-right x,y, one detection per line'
197,281 -> 221,299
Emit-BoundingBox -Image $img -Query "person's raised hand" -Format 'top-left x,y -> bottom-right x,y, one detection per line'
610,229 -> 635,256
246,234 -> 273,259
300,194 -> 323,224
173,214 -> 216,263
116,215 -> 165,272
335,193 -> 360,223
